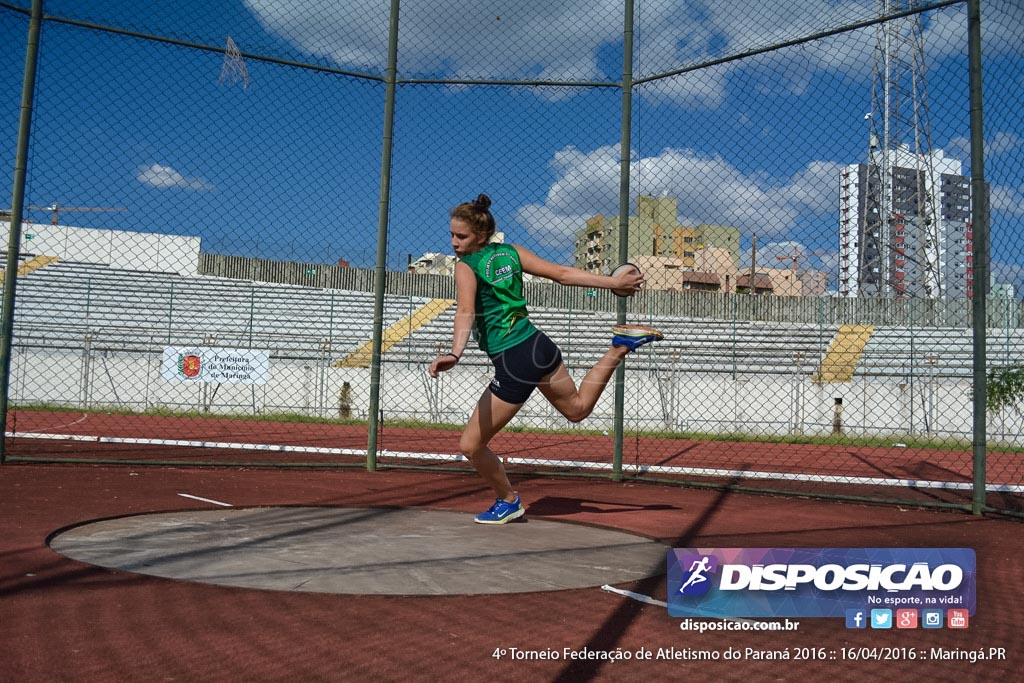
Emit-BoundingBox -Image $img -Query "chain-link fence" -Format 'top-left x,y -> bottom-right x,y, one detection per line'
2,0 -> 1021,516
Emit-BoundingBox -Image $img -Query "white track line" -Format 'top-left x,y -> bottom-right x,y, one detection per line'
601,584 -> 668,607
601,585 -> 757,625
54,413 -> 91,430
177,493 -> 232,507
8,430 -> 1023,493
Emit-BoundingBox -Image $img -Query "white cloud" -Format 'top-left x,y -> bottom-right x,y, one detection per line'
990,184 -> 1024,216
945,136 -> 970,161
244,0 -> 622,81
240,0 -> 880,90
636,0 -> 876,75
779,160 -> 843,212
946,131 -> 1022,163
637,62 -> 731,109
924,2 -> 1024,60
242,0 -> 1022,106
515,144 -> 840,247
515,203 -> 594,248
989,132 -> 1023,155
136,164 -> 215,191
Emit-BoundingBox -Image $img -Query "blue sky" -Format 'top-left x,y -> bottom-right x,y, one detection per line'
2,0 -> 1023,292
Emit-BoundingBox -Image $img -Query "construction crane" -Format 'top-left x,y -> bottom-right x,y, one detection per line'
776,246 -> 828,272
25,202 -> 127,225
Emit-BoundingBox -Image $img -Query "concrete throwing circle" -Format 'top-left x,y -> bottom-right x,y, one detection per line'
49,507 -> 668,595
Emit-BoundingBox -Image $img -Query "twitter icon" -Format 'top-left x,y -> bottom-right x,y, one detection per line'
870,609 -> 893,629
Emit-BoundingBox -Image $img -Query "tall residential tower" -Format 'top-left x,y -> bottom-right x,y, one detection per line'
839,147 -> 972,298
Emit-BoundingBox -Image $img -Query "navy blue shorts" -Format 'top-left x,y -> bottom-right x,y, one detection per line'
487,330 -> 563,405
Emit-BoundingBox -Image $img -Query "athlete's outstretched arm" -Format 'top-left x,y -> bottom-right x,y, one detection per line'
514,245 -> 642,295
429,261 -> 477,377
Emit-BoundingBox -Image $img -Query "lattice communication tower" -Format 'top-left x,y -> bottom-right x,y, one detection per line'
860,0 -> 941,298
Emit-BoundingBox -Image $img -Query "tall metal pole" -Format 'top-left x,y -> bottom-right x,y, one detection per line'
366,0 -> 401,470
967,0 -> 987,514
612,0 -> 635,481
0,0 -> 44,464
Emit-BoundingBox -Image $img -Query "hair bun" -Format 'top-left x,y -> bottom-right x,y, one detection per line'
473,194 -> 492,211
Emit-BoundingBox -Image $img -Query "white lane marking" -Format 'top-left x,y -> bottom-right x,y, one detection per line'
601,584 -> 668,607
178,493 -> 232,507
9,431 -> 1023,493
65,413 -> 90,428
601,585 -> 759,625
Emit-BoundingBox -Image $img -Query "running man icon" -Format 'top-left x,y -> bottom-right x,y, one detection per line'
678,556 -> 713,594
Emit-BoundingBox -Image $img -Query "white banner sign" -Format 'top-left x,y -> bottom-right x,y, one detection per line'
161,347 -> 270,384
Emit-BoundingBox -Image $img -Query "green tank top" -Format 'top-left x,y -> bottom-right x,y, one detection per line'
459,244 -> 537,354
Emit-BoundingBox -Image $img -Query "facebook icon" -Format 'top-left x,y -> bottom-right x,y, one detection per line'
845,609 -> 867,629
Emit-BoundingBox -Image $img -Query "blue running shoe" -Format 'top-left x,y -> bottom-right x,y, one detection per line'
474,495 -> 525,525
612,324 -> 664,351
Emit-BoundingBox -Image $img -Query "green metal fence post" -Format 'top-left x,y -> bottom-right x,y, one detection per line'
366,0 -> 401,471
967,0 -> 988,515
0,0 -> 44,465
612,0 -> 635,481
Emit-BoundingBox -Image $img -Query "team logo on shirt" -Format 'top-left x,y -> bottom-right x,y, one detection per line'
484,249 -> 518,284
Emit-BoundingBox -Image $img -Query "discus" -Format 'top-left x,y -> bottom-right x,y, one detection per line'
610,262 -> 642,297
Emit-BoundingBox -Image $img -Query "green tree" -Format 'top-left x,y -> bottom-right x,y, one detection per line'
986,364 -> 1024,414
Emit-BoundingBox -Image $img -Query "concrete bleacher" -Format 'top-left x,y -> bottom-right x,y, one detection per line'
6,255 -> 1019,380
390,304 -> 1024,380
6,259 -> 431,362
629,315 -> 832,375
385,305 -> 836,376
855,326 -> 1024,380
